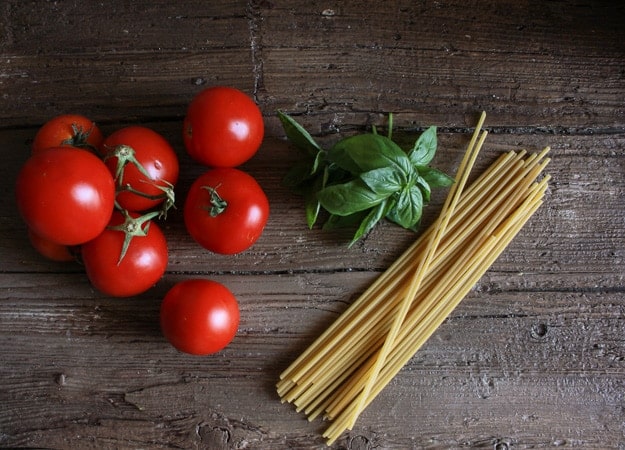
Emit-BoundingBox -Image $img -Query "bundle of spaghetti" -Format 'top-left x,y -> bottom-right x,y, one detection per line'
277,113 -> 551,445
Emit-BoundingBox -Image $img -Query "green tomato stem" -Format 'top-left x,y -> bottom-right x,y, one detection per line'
61,123 -> 98,153
201,185 -> 227,217
107,209 -> 159,265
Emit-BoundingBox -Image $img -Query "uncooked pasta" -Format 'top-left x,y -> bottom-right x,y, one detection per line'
277,112 -> 551,445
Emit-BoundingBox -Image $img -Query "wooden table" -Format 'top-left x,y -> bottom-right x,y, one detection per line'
1,1 -> 624,449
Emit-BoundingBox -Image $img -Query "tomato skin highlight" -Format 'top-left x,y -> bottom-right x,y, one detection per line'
32,114 -> 103,153
160,279 -> 240,355
81,211 -> 168,298
183,168 -> 269,255
183,86 -> 264,167
101,126 -> 179,212
15,147 -> 116,246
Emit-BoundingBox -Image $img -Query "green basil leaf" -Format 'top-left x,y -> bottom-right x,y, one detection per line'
317,179 -> 384,216
409,126 -> 437,166
386,185 -> 423,229
278,111 -> 323,156
418,165 -> 455,188
302,181 -> 320,229
349,197 -> 395,247
304,192 -> 321,228
415,176 -> 431,202
311,149 -> 326,175
283,158 -> 316,189
329,134 -> 414,176
322,211 -> 367,230
309,164 -> 335,227
359,166 -> 405,197
304,196 -> 321,229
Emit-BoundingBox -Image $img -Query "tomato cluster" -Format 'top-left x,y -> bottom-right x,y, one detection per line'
15,86 -> 270,356
17,117 -> 178,298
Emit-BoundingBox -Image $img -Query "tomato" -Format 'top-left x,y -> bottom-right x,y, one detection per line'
183,86 -> 264,167
15,147 -> 116,246
160,279 -> 240,355
32,114 -> 103,153
28,228 -> 76,262
100,126 -> 179,212
183,168 -> 269,254
81,211 -> 168,298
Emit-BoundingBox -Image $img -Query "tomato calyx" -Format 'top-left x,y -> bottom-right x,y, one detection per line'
104,144 -> 176,218
105,144 -> 150,181
107,208 -> 160,265
201,185 -> 227,217
62,123 -> 99,152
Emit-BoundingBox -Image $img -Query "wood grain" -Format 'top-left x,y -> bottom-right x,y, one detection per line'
1,1 -> 624,449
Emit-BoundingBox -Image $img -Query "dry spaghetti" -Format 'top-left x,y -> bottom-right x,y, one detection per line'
277,112 -> 551,445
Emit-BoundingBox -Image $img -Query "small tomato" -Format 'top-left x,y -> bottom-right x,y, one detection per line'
183,168 -> 269,254
101,126 -> 179,213
27,228 -> 76,262
160,279 -> 240,355
15,147 -> 116,246
32,114 -> 103,153
81,211 -> 168,298
183,86 -> 264,167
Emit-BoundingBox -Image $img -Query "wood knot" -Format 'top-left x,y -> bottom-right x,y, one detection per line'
530,323 -> 549,340
348,434 -> 372,449
55,373 -> 67,386
197,422 -> 231,448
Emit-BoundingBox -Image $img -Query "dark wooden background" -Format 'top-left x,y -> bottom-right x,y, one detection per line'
1,1 -> 624,449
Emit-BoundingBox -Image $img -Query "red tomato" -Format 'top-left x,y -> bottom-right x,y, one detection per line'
81,211 -> 168,298
183,168 -> 269,254
15,147 -> 116,245
100,126 -> 179,212
183,86 -> 264,167
32,114 -> 103,153
160,279 -> 240,355
28,228 -> 76,262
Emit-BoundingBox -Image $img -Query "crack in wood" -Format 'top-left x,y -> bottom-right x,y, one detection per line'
246,0 -> 266,103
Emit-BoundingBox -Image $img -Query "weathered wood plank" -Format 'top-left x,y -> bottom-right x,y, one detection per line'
1,1 -> 623,129
1,1 -> 249,55
0,1 -> 255,127
0,272 -> 623,448
255,0 -> 625,132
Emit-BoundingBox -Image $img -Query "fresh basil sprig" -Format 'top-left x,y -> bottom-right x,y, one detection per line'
278,111 -> 454,246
